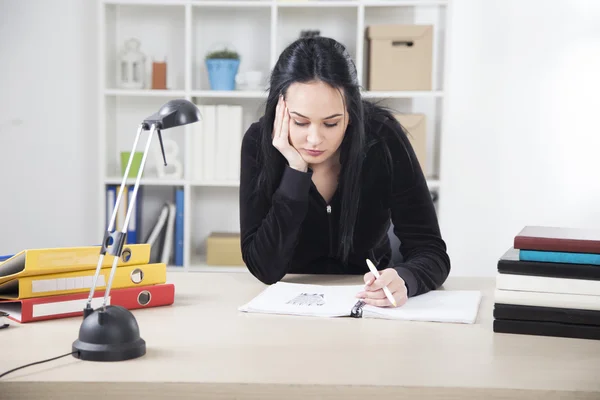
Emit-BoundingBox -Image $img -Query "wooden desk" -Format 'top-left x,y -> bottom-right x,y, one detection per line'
2,272 -> 599,400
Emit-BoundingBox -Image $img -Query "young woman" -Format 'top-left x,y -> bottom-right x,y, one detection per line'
239,36 -> 450,307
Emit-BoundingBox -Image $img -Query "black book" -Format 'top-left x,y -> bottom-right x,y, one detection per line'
494,303 -> 600,326
493,319 -> 600,341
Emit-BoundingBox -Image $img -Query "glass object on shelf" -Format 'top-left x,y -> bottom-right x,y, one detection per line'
117,38 -> 147,90
152,58 -> 168,90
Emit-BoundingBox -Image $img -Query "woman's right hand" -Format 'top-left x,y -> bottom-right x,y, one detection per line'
272,95 -> 308,172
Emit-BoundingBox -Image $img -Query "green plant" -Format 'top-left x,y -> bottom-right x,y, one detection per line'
205,48 -> 240,60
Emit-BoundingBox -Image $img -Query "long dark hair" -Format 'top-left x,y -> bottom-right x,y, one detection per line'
256,36 -> 381,264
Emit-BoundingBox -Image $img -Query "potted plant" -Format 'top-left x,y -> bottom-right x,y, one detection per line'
205,48 -> 240,91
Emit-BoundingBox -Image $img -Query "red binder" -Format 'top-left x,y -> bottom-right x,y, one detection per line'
0,283 -> 174,323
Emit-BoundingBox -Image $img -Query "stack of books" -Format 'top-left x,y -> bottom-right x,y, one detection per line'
0,243 -> 174,323
493,226 -> 600,341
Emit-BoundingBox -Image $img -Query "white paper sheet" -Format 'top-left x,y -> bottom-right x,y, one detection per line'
363,290 -> 482,324
240,282 -> 483,324
239,282 -> 362,318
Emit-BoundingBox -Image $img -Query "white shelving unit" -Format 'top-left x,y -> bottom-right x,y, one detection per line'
97,0 -> 450,273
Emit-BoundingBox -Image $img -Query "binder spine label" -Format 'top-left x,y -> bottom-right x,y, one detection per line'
32,275 -> 106,294
32,296 -> 108,318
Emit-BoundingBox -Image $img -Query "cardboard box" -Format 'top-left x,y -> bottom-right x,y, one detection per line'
394,114 -> 427,175
366,25 -> 433,91
206,232 -> 245,266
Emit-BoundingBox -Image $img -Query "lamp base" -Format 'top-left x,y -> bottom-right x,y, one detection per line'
72,305 -> 146,362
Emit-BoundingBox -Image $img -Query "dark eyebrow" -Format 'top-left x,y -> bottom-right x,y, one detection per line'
290,111 -> 343,120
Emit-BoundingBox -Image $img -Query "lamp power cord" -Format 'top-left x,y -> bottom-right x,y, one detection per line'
0,351 -> 79,379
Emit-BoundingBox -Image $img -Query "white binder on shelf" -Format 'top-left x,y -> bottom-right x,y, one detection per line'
202,105 -> 216,182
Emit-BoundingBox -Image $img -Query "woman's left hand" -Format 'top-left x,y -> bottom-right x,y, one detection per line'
356,268 -> 408,307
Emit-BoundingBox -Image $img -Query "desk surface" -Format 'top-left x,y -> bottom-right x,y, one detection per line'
2,272 -> 600,400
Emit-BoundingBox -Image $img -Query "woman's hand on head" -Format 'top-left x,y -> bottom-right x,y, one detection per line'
272,94 -> 308,172
356,268 -> 408,307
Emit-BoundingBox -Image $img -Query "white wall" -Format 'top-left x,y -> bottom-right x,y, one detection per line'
2,0 -> 599,276
0,0 -> 99,254
439,0 -> 600,276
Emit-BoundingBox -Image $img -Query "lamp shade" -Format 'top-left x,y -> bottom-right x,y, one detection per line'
143,99 -> 201,130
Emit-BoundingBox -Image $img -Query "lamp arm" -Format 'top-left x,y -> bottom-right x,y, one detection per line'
83,123 -> 160,315
102,123 -> 157,309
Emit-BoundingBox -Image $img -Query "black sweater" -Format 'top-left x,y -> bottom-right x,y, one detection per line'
238,112 -> 451,297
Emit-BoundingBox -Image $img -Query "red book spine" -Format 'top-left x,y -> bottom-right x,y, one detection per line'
514,236 -> 600,254
9,284 -> 174,323
513,226 -> 600,254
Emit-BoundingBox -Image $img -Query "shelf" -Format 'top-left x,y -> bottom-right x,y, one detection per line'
104,88 -> 441,99
190,90 -> 267,99
188,254 -> 247,273
192,1 -> 272,7
100,0 -> 449,271
191,5 -> 271,91
188,264 -> 248,273
104,0 -> 449,6
102,0 -> 188,5
104,177 -> 186,186
362,0 -> 448,6
276,1 -> 358,7
102,178 -> 438,189
105,89 -> 187,97
191,180 -> 240,187
362,90 -> 443,98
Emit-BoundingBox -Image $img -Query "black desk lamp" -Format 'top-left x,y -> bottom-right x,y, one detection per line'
72,99 -> 201,362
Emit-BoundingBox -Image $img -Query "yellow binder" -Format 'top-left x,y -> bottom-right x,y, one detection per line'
0,262 -> 166,300
0,244 -> 151,285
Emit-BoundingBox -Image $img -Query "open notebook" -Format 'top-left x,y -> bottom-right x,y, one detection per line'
239,282 -> 482,324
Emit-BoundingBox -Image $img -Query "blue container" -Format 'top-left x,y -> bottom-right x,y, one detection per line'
206,58 -> 240,91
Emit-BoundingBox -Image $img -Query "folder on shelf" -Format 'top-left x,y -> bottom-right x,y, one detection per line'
106,185 -> 143,244
0,244 -> 151,285
215,104 -> 230,181
0,262 -> 167,300
0,283 -> 175,323
161,203 -> 177,265
174,188 -> 184,266
146,203 -> 170,263
202,105 -> 216,182
192,103 -> 204,181
127,185 -> 143,244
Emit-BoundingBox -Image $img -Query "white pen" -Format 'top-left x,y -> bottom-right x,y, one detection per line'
365,259 -> 397,307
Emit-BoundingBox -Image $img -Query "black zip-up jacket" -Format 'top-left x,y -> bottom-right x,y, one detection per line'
239,113 -> 451,297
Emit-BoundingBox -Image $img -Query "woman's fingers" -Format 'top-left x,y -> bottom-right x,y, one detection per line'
281,104 -> 290,142
366,269 -> 394,291
356,289 -> 386,299
273,95 -> 283,139
359,289 -> 406,307
362,297 -> 392,307
363,272 -> 376,286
